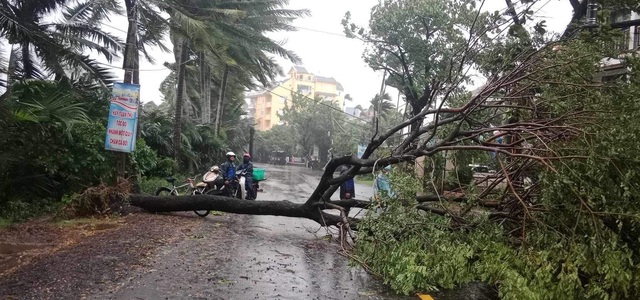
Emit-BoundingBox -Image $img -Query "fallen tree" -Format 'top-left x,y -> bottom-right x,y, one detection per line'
127,1 -> 640,297
127,0 -> 633,243
129,194 -> 370,226
127,0 -> 578,230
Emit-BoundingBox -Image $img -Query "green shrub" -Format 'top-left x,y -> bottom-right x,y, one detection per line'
0,196 -> 61,222
138,177 -> 170,195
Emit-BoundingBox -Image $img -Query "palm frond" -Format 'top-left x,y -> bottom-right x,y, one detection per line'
64,0 -> 123,24
52,23 -> 123,62
10,80 -> 90,128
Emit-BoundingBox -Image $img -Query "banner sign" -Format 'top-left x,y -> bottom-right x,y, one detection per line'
105,82 -> 140,153
357,144 -> 367,159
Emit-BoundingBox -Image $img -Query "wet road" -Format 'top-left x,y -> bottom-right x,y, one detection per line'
90,165 -> 413,300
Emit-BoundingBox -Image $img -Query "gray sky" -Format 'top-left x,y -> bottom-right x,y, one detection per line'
100,0 -> 574,109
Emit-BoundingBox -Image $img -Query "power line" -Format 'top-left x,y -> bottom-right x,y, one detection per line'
273,84 -> 372,123
294,26 -> 350,38
257,86 -> 371,130
93,58 -> 193,72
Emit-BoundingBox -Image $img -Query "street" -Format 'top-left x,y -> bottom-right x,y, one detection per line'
89,164 -> 411,300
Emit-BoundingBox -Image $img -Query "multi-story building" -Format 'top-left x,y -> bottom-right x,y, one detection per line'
247,66 -> 346,131
599,9 -> 640,81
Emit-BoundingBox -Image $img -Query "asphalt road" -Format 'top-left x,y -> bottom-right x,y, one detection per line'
89,164 -> 413,300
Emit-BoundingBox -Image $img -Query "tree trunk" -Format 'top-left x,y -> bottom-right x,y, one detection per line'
214,65 -> 229,136
4,45 -> 18,100
129,194 -> 357,226
118,0 -> 139,182
123,0 -> 139,85
199,53 -> 211,124
206,66 -> 212,123
20,42 -> 34,79
173,38 -> 190,168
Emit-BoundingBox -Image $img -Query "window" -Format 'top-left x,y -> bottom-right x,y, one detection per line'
260,108 -> 265,116
634,26 -> 640,49
297,85 -> 312,94
298,75 -> 303,80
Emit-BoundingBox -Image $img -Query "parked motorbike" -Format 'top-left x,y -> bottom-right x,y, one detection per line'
189,169 -> 242,217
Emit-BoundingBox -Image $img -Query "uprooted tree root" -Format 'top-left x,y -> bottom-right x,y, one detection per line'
63,180 -> 132,218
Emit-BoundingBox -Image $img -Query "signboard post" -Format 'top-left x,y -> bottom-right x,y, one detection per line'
105,82 -> 140,153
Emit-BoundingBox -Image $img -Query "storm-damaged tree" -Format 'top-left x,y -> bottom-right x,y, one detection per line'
341,0 -> 500,131
130,1 -> 640,297
130,0 -> 518,227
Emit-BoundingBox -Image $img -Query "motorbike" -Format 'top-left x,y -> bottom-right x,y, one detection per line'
242,170 -> 267,201
189,171 -> 242,217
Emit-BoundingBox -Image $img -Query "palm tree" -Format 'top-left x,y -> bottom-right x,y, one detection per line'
207,0 -> 308,135
370,93 -> 395,121
0,0 -> 122,87
165,0 -> 307,166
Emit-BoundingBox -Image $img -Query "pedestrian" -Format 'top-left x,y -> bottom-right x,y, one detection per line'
238,153 -> 255,200
338,165 -> 355,217
373,165 -> 394,213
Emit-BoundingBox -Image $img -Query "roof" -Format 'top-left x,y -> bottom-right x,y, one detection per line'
316,76 -> 345,91
315,76 -> 337,83
315,91 -> 337,97
293,66 -> 309,74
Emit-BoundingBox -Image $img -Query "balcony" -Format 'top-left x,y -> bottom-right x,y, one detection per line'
607,26 -> 640,53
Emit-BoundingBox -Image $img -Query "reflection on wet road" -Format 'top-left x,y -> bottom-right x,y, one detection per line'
91,165 -> 411,300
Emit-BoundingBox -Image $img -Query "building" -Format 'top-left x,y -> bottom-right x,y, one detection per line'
247,66 -> 346,131
597,9 -> 640,81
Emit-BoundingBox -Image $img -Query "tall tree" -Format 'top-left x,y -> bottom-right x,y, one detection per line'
0,0 -> 122,86
369,93 -> 395,121
343,0 -> 498,130
279,93 -> 340,159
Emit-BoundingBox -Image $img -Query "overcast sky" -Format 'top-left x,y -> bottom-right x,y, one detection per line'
100,0 -> 574,109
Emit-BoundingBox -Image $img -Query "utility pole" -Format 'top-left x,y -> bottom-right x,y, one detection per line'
372,70 -> 387,135
249,126 -> 255,158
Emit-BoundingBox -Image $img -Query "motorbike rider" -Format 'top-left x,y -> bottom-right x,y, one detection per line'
220,152 -> 238,196
237,153 -> 255,200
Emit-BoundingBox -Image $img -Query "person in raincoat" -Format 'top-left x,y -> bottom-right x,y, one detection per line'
237,153 -> 255,200
338,165 -> 356,217
373,165 -> 394,213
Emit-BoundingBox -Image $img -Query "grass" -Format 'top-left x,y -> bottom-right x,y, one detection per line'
0,217 -> 13,228
356,178 -> 374,187
356,174 -> 375,187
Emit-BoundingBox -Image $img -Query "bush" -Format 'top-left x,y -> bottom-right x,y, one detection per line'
0,196 -> 61,222
138,177 -> 170,195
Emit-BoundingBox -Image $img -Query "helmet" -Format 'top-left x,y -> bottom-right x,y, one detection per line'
226,151 -> 236,157
243,153 -> 251,158
384,165 -> 392,172
210,166 -> 220,172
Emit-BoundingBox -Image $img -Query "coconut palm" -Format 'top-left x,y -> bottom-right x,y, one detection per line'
370,93 -> 395,121
165,0 -> 307,166
0,0 -> 123,86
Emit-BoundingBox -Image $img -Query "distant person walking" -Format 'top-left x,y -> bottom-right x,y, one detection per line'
338,165 -> 356,217
373,165 -> 394,213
